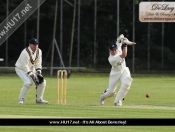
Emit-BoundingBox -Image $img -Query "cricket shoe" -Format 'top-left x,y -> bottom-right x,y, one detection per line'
99,97 -> 105,105
36,99 -> 48,104
114,100 -> 122,106
99,93 -> 105,105
18,98 -> 24,104
121,37 -> 136,46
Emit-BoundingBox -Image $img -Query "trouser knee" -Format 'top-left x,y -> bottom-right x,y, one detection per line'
124,76 -> 133,85
37,80 -> 46,88
23,82 -> 32,89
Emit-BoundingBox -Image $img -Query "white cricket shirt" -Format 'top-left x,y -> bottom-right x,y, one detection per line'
15,46 -> 42,74
108,53 -> 126,75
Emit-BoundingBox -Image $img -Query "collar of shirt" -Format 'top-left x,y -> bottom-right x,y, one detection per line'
28,46 -> 35,54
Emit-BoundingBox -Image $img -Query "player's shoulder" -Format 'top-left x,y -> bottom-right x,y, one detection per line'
19,48 -> 29,58
21,48 -> 28,54
37,48 -> 42,54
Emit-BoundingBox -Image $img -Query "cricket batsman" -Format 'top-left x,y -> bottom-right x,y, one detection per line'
99,34 -> 136,106
15,38 -> 48,104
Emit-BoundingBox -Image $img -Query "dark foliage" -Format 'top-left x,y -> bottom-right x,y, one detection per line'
0,0 -> 175,71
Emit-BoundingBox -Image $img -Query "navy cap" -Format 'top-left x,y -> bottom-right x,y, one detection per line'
109,43 -> 117,50
29,38 -> 39,45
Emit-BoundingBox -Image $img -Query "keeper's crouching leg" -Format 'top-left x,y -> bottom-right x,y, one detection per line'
18,82 -> 32,104
114,77 -> 133,106
36,80 -> 48,104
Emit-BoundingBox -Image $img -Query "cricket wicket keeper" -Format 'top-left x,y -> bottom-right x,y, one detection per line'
15,38 -> 48,104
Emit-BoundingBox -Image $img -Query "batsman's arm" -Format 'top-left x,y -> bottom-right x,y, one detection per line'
120,44 -> 127,59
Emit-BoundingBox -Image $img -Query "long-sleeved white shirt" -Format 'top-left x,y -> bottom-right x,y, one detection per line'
15,46 -> 42,74
108,53 -> 126,75
108,42 -> 126,75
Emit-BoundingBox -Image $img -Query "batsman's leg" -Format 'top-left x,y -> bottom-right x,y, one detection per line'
114,68 -> 133,106
36,80 -> 48,104
100,75 -> 119,105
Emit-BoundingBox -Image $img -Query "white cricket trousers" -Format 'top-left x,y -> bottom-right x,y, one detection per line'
15,67 -> 46,102
101,67 -> 133,103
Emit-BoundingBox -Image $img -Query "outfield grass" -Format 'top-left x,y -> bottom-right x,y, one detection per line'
0,74 -> 175,131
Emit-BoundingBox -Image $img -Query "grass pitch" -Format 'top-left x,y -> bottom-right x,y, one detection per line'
0,74 -> 175,131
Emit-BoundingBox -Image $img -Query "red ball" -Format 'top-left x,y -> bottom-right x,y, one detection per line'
146,94 -> 150,98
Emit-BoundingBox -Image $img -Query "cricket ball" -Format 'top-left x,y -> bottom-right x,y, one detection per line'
146,94 -> 150,98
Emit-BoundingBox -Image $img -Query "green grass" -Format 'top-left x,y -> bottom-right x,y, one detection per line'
0,74 -> 175,131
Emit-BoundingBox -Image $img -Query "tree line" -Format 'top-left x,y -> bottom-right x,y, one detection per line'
0,0 -> 175,72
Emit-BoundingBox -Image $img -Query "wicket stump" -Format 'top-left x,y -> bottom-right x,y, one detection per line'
57,70 -> 67,104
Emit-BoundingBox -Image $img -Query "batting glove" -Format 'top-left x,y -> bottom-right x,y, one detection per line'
117,34 -> 124,43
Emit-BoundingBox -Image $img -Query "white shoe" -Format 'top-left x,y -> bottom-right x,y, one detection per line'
99,98 -> 104,105
114,100 -> 122,106
18,98 -> 24,104
36,99 -> 48,104
99,95 -> 105,105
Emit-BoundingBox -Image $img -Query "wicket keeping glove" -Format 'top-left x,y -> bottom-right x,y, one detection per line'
36,68 -> 42,75
37,74 -> 44,84
35,69 -> 44,84
28,72 -> 40,86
